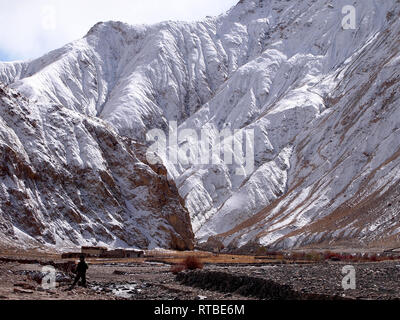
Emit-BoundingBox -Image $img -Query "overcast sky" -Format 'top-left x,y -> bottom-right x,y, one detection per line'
0,0 -> 237,62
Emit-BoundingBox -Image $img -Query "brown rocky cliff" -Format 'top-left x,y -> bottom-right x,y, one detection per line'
0,85 -> 194,250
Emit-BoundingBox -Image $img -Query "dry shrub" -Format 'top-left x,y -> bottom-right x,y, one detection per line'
183,256 -> 204,270
255,246 -> 268,256
305,251 -> 323,262
323,251 -> 342,261
170,263 -> 185,275
369,254 -> 379,262
288,252 -> 306,261
342,254 -> 354,262
267,251 -> 280,257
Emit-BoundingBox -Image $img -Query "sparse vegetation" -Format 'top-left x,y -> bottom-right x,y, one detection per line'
183,256 -> 204,270
170,263 -> 185,275
152,249 -> 398,268
170,256 -> 204,274
286,250 -> 397,263
305,251 -> 323,262
255,246 -> 268,256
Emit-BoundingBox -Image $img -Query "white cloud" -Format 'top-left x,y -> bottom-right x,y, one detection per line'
0,0 -> 237,61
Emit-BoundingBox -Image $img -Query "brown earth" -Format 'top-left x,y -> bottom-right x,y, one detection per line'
0,249 -> 400,300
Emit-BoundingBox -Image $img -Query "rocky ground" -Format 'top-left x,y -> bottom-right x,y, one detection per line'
0,258 -> 247,300
200,262 -> 400,300
0,256 -> 400,300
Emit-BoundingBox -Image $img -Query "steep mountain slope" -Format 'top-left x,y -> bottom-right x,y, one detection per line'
217,15 -> 400,249
1,0 -> 399,250
0,85 -> 194,250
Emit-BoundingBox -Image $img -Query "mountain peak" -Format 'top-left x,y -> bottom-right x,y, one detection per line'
1,0 -> 400,250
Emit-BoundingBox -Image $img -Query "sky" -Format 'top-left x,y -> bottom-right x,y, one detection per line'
0,0 -> 237,62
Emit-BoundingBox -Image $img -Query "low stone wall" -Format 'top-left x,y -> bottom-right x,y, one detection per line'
176,270 -> 349,300
0,257 -> 75,274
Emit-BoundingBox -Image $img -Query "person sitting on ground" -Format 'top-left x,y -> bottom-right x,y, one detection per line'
69,255 -> 89,290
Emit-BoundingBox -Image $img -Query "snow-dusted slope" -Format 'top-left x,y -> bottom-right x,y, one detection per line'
0,85 -> 194,250
1,0 -> 400,250
218,13 -> 400,249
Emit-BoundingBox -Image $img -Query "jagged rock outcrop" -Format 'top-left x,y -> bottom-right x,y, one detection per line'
0,85 -> 193,250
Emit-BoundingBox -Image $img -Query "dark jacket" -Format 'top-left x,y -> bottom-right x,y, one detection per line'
76,261 -> 88,274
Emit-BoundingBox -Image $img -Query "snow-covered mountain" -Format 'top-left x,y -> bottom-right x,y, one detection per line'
0,84 -> 194,250
1,0 -> 400,250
